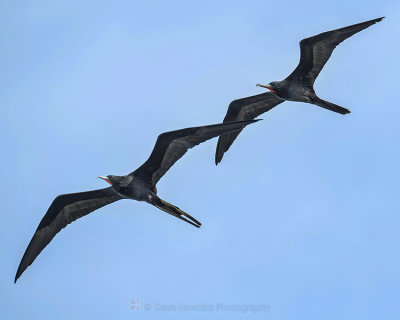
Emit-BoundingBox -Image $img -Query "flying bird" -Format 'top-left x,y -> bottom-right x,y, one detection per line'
15,120 -> 258,283
215,17 -> 384,164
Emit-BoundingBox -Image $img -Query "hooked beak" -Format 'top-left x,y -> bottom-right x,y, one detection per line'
98,176 -> 111,185
256,83 -> 276,93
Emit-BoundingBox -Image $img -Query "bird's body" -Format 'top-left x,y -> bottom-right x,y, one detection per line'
15,120 -> 258,283
261,79 -> 310,102
215,17 -> 384,164
106,175 -> 149,201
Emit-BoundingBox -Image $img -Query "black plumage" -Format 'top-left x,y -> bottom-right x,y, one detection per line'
216,93 -> 284,164
15,120 -> 259,283
215,17 -> 383,164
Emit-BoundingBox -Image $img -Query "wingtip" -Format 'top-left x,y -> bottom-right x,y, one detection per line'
14,265 -> 24,283
247,118 -> 262,123
214,119 -> 261,165
342,108 -> 351,115
238,119 -> 262,126
215,135 -> 224,165
215,146 -> 224,166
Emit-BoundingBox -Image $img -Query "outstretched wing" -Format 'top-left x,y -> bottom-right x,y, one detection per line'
133,120 -> 259,185
286,17 -> 383,85
215,93 -> 284,164
15,187 -> 122,282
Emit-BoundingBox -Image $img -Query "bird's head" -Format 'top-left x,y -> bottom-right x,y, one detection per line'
98,175 -> 124,187
256,81 -> 280,94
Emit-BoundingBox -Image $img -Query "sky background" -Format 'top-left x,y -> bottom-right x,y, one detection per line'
1,0 -> 399,319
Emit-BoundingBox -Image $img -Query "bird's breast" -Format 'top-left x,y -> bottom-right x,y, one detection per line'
117,183 -> 150,202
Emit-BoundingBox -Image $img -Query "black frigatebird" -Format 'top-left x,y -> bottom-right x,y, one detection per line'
215,17 -> 384,164
15,120 -> 258,282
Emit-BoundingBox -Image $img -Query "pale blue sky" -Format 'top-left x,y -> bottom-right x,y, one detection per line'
1,0 -> 399,319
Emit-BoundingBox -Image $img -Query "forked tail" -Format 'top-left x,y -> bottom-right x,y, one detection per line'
152,197 -> 201,228
311,97 -> 351,115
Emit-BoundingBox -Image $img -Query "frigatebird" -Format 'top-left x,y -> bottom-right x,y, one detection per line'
215,17 -> 384,164
15,120 -> 258,282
